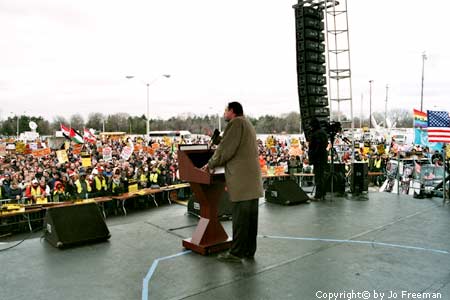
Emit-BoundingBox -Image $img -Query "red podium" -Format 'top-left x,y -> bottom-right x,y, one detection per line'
178,145 -> 232,255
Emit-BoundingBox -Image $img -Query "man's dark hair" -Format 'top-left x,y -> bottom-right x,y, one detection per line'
227,101 -> 244,116
310,118 -> 321,130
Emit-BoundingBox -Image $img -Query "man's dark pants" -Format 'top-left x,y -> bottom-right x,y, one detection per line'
314,162 -> 326,198
230,198 -> 259,258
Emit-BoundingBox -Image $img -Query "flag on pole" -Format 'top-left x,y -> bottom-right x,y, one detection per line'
427,110 -> 450,143
413,109 -> 427,128
70,128 -> 84,144
60,124 -> 71,139
83,128 -> 96,143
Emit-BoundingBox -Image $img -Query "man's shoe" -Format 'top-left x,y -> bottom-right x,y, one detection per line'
217,252 -> 242,263
309,196 -> 320,202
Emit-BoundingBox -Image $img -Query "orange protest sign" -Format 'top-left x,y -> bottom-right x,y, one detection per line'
72,144 -> 83,154
32,148 -> 51,157
144,146 -> 155,155
275,166 -> 285,175
260,165 -> 268,176
288,145 -> 302,157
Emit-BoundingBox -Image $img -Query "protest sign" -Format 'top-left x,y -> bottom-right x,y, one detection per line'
120,146 -> 132,160
56,150 -> 69,164
102,147 -> 112,161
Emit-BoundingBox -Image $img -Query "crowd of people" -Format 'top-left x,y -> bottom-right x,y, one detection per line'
0,137 -> 191,203
0,131 -> 445,204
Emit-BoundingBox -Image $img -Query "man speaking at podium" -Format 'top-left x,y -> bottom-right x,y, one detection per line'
202,101 -> 264,263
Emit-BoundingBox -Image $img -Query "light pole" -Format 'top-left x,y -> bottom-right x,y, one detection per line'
360,93 -> 363,129
385,84 -> 389,128
11,111 -> 23,138
126,74 -> 170,135
16,115 -> 19,138
369,80 -> 373,129
420,51 -> 427,112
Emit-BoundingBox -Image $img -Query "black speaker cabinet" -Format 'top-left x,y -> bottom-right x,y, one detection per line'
44,203 -> 111,248
325,163 -> 346,194
265,179 -> 310,205
351,162 -> 369,194
188,190 -> 232,220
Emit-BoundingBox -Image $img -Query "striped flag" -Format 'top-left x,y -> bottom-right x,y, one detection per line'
70,128 -> 85,144
83,128 -> 96,143
427,110 -> 450,143
60,124 -> 71,139
413,109 -> 427,128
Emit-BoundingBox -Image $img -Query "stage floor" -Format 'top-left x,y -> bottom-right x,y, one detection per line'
1,192 -> 449,300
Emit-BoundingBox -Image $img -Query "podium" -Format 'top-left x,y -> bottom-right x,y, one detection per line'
178,145 -> 232,255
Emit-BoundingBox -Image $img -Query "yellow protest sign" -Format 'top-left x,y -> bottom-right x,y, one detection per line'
81,152 -> 92,167
15,142 -> 26,154
163,136 -> 172,147
446,144 -> 450,159
377,144 -> 385,155
0,144 -> 6,157
266,136 -> 274,148
56,150 -> 69,164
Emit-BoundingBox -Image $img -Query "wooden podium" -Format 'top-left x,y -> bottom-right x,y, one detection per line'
178,145 -> 232,255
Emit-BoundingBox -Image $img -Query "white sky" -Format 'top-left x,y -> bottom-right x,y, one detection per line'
0,0 -> 449,121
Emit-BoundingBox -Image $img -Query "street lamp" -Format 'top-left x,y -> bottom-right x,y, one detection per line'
126,74 -> 170,135
369,80 -> 373,129
385,84 -> 389,129
10,111 -> 22,138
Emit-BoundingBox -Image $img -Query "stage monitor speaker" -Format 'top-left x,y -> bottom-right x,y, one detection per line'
351,162 -> 369,193
188,190 -> 232,220
265,179 -> 310,205
44,203 -> 111,248
325,163 -> 346,194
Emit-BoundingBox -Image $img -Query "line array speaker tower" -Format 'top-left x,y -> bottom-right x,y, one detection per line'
293,2 -> 330,141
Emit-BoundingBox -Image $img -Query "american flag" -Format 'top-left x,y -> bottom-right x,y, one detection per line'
427,110 -> 450,143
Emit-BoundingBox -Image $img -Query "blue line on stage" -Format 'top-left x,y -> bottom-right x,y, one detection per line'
142,250 -> 192,300
260,235 -> 449,255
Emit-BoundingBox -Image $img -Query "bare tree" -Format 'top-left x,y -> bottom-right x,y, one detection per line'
70,114 -> 85,130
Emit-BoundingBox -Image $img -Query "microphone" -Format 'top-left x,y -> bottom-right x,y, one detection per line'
209,129 -> 221,148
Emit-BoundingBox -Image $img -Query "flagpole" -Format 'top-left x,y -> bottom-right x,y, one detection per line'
420,51 -> 427,112
443,146 -> 447,204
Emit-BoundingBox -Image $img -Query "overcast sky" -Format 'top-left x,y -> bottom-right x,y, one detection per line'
0,0 -> 449,122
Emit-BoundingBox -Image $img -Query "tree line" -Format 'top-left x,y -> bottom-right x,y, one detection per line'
0,108 -> 413,136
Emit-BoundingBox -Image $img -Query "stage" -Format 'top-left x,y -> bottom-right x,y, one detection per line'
1,192 -> 449,300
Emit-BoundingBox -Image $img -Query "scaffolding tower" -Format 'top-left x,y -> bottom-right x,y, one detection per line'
324,0 -> 354,128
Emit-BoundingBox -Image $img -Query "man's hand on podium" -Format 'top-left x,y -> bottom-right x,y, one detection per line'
201,164 -> 215,175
